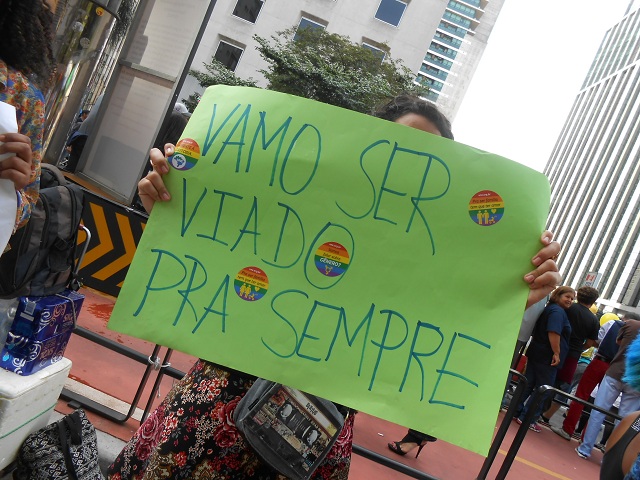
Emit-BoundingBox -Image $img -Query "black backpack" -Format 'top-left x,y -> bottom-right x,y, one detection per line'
0,164 -> 84,298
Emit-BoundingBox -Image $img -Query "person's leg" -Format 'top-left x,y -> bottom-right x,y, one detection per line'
544,382 -> 570,420
561,359 -> 608,435
598,406 -> 619,448
577,375 -> 622,458
576,398 -> 595,435
618,385 -> 640,417
543,357 -> 578,420
527,364 -> 557,425
407,429 -> 437,443
597,389 -> 640,452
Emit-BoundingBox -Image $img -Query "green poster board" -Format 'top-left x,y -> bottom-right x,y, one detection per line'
108,86 -> 550,454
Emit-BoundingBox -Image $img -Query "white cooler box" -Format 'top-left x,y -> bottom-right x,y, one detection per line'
0,357 -> 72,470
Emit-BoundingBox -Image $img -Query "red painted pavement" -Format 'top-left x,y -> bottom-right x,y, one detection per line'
60,288 -> 602,479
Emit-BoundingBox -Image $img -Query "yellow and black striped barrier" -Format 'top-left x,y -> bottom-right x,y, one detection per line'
77,190 -> 147,297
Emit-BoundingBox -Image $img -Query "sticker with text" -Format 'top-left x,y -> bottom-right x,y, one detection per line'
234,266 -> 269,301
469,190 -> 504,226
314,242 -> 350,277
169,138 -> 200,171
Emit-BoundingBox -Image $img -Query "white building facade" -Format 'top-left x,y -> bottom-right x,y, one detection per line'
545,3 -> 640,313
180,0 -> 505,120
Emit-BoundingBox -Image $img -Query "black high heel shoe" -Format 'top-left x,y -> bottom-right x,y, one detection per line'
387,433 -> 436,458
387,440 -> 428,457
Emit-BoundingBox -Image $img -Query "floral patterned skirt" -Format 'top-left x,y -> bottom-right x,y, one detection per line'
107,359 -> 354,480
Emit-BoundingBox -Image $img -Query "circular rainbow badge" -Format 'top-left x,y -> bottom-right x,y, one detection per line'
314,242 -> 350,277
234,266 -> 269,301
468,190 -> 504,226
169,138 -> 200,171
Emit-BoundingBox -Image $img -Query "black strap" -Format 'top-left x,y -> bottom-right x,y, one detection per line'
64,411 -> 83,444
57,415 -> 79,480
56,293 -> 78,328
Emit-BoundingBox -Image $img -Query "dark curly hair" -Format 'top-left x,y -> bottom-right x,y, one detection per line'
576,286 -> 599,305
372,94 -> 454,140
0,0 -> 55,87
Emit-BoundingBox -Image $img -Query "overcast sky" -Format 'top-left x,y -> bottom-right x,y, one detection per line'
452,0 -> 634,172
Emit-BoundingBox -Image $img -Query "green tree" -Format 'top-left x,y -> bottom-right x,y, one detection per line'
183,59 -> 258,112
257,27 -> 423,112
184,26 -> 424,113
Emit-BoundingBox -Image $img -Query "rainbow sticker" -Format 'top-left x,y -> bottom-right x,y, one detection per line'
234,266 -> 269,301
314,242 -> 350,277
469,190 -> 504,226
169,138 -> 200,171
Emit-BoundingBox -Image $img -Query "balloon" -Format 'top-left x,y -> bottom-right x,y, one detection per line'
600,312 -> 620,326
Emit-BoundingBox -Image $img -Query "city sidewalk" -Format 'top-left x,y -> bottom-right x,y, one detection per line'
6,287 -> 605,479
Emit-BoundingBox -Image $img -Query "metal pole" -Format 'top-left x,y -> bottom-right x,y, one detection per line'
351,445 -> 441,480
494,385 -> 622,480
140,347 -> 174,423
61,327 -> 186,422
476,369 -> 527,480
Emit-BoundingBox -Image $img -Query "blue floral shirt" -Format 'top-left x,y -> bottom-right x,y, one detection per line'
0,59 -> 44,236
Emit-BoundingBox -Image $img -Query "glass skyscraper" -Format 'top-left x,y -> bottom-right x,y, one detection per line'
545,2 -> 640,312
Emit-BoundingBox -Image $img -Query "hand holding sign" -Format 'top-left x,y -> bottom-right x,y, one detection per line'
0,102 -> 20,253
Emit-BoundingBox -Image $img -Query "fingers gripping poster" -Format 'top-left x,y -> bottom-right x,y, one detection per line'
109,86 -> 550,454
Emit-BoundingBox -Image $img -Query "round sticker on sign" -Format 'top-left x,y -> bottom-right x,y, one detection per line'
314,242 -> 350,277
234,266 -> 269,301
169,138 -> 200,171
469,190 -> 504,226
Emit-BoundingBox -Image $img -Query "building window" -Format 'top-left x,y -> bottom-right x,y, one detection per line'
232,0 -> 264,23
295,17 -> 326,40
443,10 -> 471,29
375,0 -> 407,27
415,74 -> 443,91
362,42 -> 386,61
424,52 -> 453,70
434,31 -> 462,49
448,0 -> 476,19
438,21 -> 467,39
298,17 -> 326,32
214,41 -> 244,71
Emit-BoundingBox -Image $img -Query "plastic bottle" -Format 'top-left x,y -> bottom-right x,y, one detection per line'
0,297 -> 19,354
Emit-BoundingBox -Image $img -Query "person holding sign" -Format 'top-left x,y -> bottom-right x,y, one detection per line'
110,94 -> 562,479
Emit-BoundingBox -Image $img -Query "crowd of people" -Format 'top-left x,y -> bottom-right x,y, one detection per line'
480,281 -> 640,480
